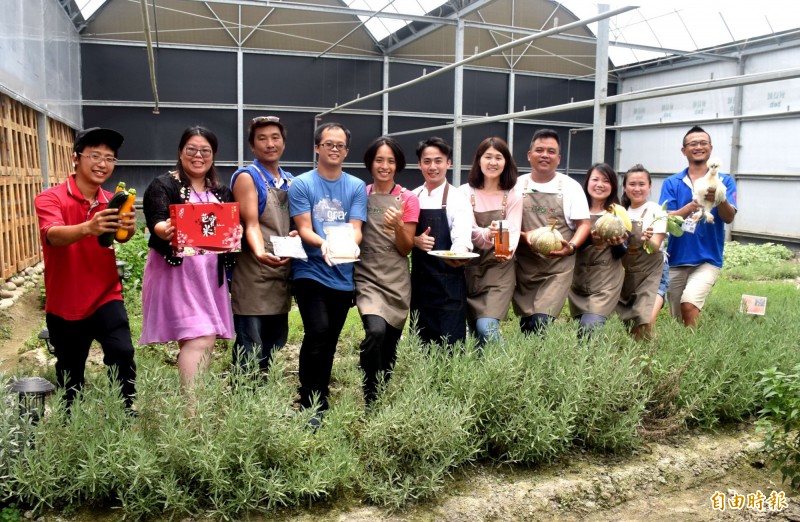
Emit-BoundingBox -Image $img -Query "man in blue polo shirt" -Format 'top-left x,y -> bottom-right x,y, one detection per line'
660,126 -> 737,327
34,127 -> 137,410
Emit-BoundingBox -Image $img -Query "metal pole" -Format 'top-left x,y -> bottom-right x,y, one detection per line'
591,4 -> 609,163
37,113 -> 50,189
140,0 -> 160,114
508,71 -> 515,153
452,18 -> 465,186
316,5 -> 636,118
386,66 -> 800,137
382,55 -> 390,135
730,58 -> 745,177
566,128 -> 574,176
237,47 -> 244,168
728,56 -> 746,242
312,116 -> 320,169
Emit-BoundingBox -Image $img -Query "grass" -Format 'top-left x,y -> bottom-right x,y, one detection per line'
1,242 -> 798,518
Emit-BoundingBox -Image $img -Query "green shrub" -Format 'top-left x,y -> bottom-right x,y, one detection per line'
570,321 -> 648,452
757,364 -> 800,491
4,240 -> 800,516
723,241 -> 794,269
721,241 -> 798,280
357,335 -> 478,508
476,327 -> 579,463
0,504 -> 22,522
114,225 -> 149,296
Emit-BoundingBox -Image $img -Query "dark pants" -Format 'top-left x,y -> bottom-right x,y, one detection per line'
519,313 -> 554,336
232,313 -> 289,373
359,314 -> 402,405
293,278 -> 353,412
46,300 -> 136,409
577,313 -> 606,338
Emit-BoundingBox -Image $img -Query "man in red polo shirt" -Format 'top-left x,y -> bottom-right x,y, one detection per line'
35,127 -> 137,410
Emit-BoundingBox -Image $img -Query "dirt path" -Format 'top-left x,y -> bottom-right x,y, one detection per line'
0,289 -> 45,373
260,428 -> 798,522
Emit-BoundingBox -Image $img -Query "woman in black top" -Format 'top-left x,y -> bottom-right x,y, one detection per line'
139,126 -> 238,391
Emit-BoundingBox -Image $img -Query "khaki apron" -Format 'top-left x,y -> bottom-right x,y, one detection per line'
617,219 -> 664,326
231,186 -> 291,315
568,214 -> 624,318
512,177 -> 575,317
354,190 -> 411,330
465,190 -> 515,321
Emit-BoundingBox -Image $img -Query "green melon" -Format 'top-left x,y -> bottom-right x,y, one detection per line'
595,212 -> 627,240
528,221 -> 564,256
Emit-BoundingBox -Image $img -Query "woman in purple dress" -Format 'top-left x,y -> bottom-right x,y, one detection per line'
140,126 -> 236,389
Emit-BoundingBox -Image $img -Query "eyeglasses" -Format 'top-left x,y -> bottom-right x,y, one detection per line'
318,142 -> 347,150
78,152 -> 118,164
184,146 -> 213,158
251,116 -> 280,124
684,140 -> 710,148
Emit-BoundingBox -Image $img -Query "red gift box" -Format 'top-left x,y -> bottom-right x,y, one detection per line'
169,202 -> 241,254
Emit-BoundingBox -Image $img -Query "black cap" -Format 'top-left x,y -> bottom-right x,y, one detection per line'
73,127 -> 124,153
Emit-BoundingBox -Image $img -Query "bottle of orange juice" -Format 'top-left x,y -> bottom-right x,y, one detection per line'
494,220 -> 510,256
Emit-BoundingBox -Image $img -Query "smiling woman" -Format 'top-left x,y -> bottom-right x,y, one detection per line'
458,136 -> 521,347
140,126 -> 238,395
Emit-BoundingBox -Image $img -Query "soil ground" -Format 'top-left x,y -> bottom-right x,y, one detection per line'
2,285 -> 799,521
0,289 -> 45,374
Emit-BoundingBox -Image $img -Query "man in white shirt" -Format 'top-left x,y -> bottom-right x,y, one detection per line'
513,129 -> 591,334
410,137 -> 473,346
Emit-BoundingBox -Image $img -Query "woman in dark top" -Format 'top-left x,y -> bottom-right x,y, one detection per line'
139,126 -> 237,390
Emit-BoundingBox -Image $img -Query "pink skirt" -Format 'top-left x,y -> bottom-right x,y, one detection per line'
139,249 -> 233,345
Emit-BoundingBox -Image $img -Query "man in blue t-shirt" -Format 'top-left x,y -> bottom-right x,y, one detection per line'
288,122 -> 367,422
659,125 -> 737,327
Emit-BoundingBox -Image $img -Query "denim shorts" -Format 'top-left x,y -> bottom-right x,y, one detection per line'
657,257 -> 670,299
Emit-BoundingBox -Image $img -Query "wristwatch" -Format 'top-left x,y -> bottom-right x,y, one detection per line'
568,242 -> 577,256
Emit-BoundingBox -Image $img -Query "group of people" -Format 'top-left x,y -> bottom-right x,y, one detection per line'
34,121 -> 736,420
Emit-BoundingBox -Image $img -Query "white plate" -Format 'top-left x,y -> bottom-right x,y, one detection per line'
427,250 -> 479,260
329,257 -> 359,265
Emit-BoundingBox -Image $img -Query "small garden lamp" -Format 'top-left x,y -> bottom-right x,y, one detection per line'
38,328 -> 55,355
116,260 -> 128,281
8,377 -> 55,424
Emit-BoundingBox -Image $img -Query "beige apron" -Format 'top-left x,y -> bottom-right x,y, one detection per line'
354,190 -> 411,330
616,219 -> 664,326
513,177 -> 575,317
231,186 -> 291,315
465,190 -> 515,321
568,214 -> 624,318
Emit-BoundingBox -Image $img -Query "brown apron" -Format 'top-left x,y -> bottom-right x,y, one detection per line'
231,186 -> 291,315
616,219 -> 664,326
568,214 -> 624,318
513,177 -> 575,317
354,190 -> 411,330
465,189 -> 515,321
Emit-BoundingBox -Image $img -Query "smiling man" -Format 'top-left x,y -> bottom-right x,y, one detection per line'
659,125 -> 737,327
34,127 -> 137,411
410,136 -> 473,347
288,122 -> 367,424
230,116 -> 294,376
513,129 -> 590,335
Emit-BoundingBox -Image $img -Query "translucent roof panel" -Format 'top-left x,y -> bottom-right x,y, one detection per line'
76,0 -> 108,20
560,0 -> 800,68
345,0 -> 449,42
